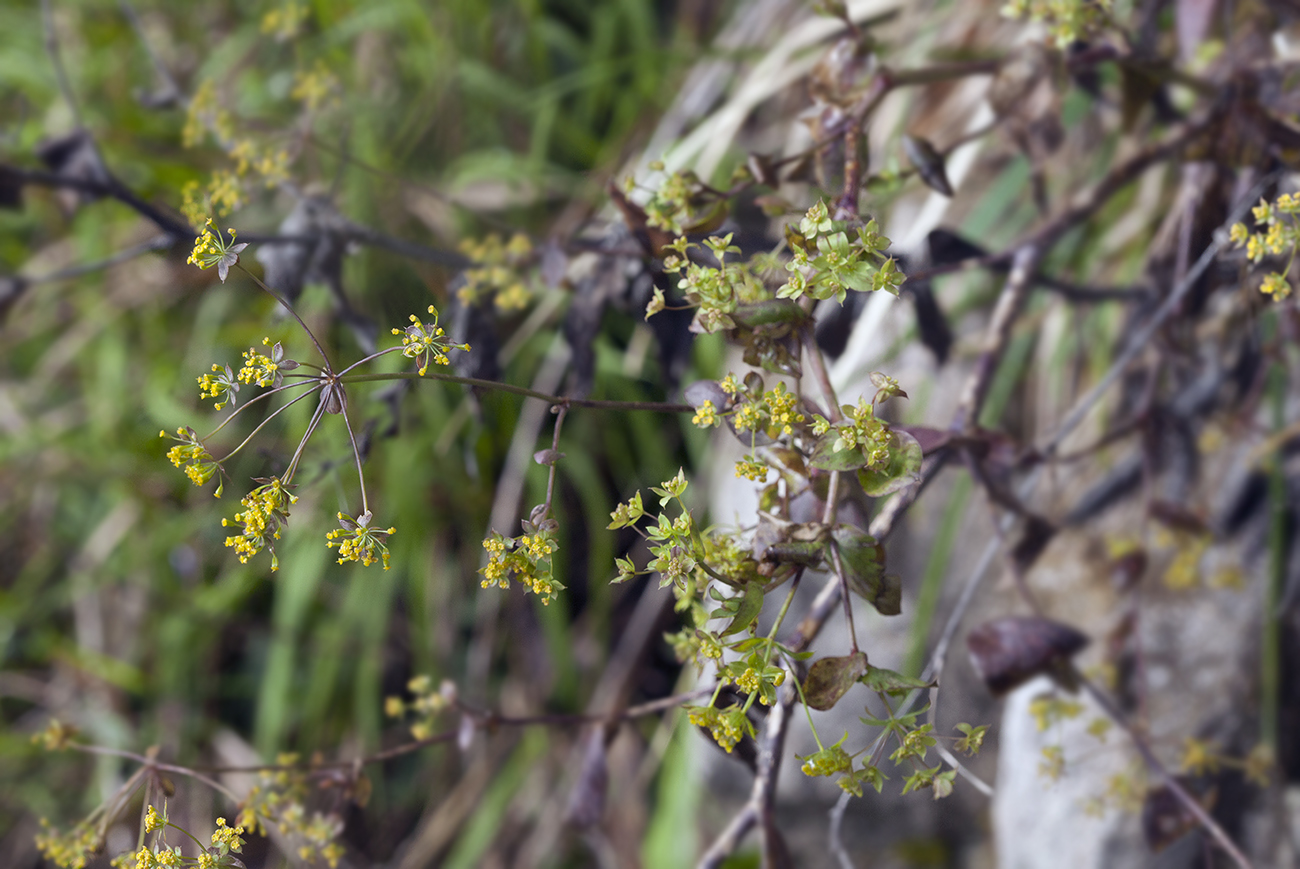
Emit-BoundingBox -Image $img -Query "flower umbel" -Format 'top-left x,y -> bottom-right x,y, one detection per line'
187,219 -> 248,282
238,338 -> 298,388
210,817 -> 245,854
325,511 -> 395,569
197,364 -> 240,410
478,525 -> 563,604
162,426 -> 223,494
222,477 -> 298,570
393,306 -> 470,376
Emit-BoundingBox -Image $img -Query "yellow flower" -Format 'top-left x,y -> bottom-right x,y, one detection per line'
211,817 -> 245,852
325,511 -> 395,569
1261,272 -> 1292,300
1252,198 -> 1273,224
186,219 -> 247,282
691,399 -> 719,428
393,306 -> 469,376
734,457 -> 769,481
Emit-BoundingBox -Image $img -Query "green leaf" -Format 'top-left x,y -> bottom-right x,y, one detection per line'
954,723 -> 989,756
860,665 -> 936,697
809,431 -> 870,471
720,582 -> 765,637
856,428 -> 923,496
932,769 -> 957,800
830,525 -> 900,615
861,764 -> 887,793
901,765 -> 939,795
802,651 -> 869,711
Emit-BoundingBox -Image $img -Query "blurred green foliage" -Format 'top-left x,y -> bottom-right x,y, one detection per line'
0,0 -> 712,864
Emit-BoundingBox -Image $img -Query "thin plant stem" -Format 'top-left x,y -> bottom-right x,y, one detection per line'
283,392 -> 330,483
236,264 -> 333,371
336,346 -> 405,377
212,382 -> 323,461
339,370 -> 693,413
206,378 -> 321,441
338,392 -> 369,516
69,745 -> 242,805
541,405 -> 568,516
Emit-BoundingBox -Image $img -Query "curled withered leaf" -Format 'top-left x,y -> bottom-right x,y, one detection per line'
966,616 -> 1089,696
802,651 -> 868,711
902,134 -> 953,197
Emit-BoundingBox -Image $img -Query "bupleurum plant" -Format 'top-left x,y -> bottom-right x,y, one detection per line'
1231,193 -> 1300,301
167,226 -> 468,572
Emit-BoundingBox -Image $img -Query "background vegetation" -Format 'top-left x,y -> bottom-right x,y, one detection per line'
3,0 -> 1298,867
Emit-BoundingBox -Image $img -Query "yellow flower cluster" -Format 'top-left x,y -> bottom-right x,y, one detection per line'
229,139 -> 290,188
393,306 -> 469,375
291,63 -> 339,112
478,528 -> 563,603
238,339 -> 284,387
182,80 -> 233,149
223,478 -> 297,570
732,401 -> 762,433
1231,193 -> 1300,301
207,170 -> 243,215
324,512 -> 396,569
385,674 -> 453,740
211,818 -> 245,852
1001,0 -> 1111,47
186,221 -> 226,268
457,233 -> 535,312
181,75 -> 297,226
197,363 -> 238,410
261,1 -> 307,40
35,819 -> 98,869
481,535 -> 509,587
162,427 -> 221,492
691,399 -> 719,428
734,457 -> 769,481
833,398 -> 892,468
686,705 -> 752,753
762,382 -> 804,436
186,219 -> 247,282
799,742 -> 852,777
